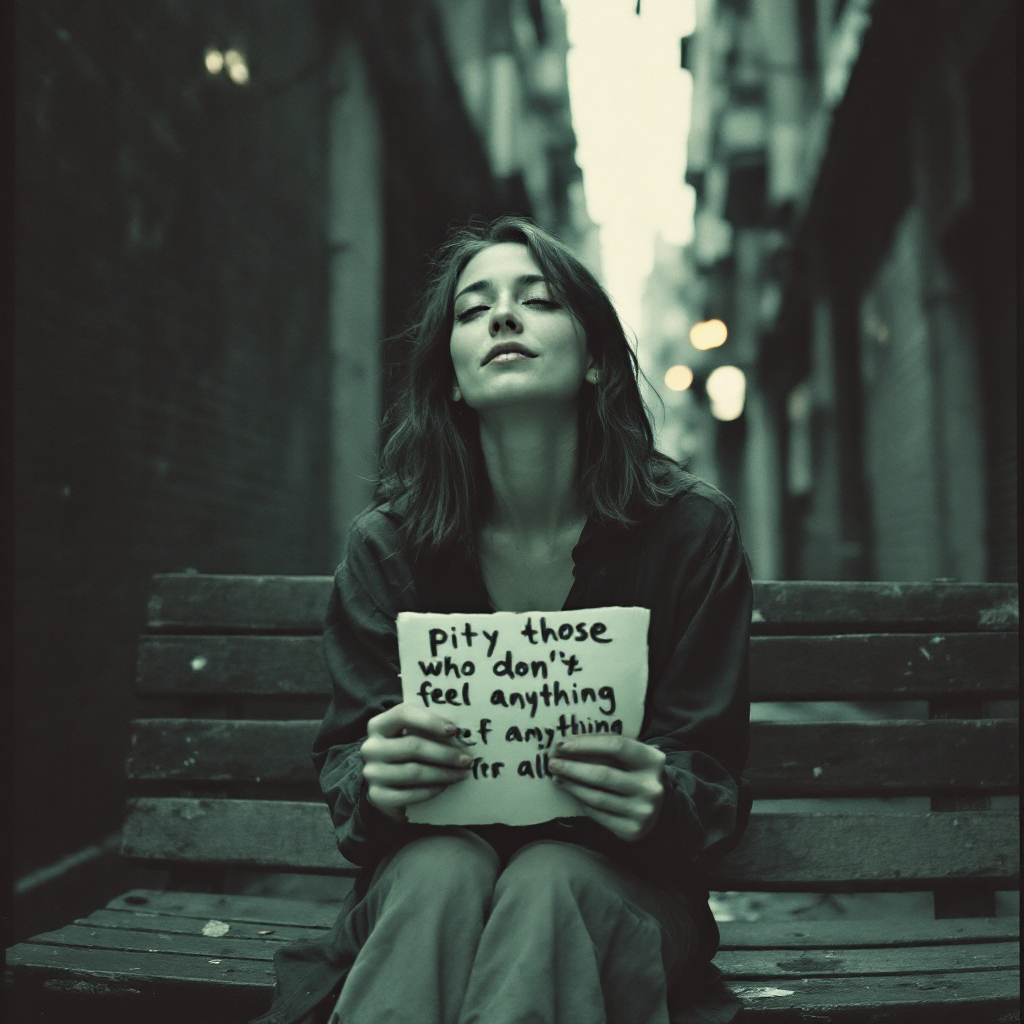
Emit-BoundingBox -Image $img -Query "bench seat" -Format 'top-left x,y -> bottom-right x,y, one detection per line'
8,888 -> 1019,1023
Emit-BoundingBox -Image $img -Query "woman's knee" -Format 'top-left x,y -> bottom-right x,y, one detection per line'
496,840 -> 608,903
386,829 -> 500,898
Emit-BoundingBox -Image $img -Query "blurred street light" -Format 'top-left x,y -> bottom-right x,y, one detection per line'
664,364 -> 694,391
707,365 -> 745,421
205,48 -> 249,85
224,50 -> 250,85
690,318 -> 728,350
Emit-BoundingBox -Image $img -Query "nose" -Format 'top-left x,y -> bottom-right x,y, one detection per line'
489,295 -> 523,337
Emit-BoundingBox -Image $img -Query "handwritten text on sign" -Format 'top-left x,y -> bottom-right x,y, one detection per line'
397,606 -> 650,825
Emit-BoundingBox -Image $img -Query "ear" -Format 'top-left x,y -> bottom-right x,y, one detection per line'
451,383 -> 463,402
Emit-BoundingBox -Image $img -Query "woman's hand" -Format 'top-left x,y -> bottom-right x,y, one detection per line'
360,703 -> 472,821
548,735 -> 666,842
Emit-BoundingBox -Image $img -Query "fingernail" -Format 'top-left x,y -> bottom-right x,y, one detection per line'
458,754 -> 472,765
445,724 -> 460,736
556,740 -> 574,752
548,759 -> 562,771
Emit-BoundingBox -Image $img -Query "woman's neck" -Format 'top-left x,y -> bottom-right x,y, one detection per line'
478,405 -> 584,540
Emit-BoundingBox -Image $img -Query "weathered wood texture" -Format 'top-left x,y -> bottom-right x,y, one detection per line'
715,940 -> 1020,977
121,798 -> 358,875
720,971 -> 1019,1022
749,632 -> 1018,700
105,888 -> 344,928
76,889 -> 1023,951
148,574 -> 334,634
147,574 -> 1019,634
135,631 -> 1019,700
716,916 -> 1019,950
6,944 -> 275,1024
746,719 -> 1017,797
8,942 -> 1017,1024
127,717 -> 1019,797
750,581 -> 1018,634
120,798 -> 1019,889
7,888 -> 1019,1023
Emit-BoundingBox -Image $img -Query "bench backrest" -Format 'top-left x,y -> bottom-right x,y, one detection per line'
125,576 -> 1019,897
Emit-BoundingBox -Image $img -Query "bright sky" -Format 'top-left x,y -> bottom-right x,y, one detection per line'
562,0 -> 696,337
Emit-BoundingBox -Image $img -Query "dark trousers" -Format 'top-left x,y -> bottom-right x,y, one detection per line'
321,829 -> 708,1024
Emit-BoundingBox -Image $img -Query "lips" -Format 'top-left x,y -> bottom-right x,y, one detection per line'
481,341 -> 537,366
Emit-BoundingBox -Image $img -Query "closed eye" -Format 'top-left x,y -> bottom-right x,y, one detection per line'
523,298 -> 560,309
454,305 -> 488,323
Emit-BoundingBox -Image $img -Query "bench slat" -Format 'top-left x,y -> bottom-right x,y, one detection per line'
104,889 -> 345,928
128,718 -> 1020,798
750,633 -> 1018,701
5,943 -> 275,1024
721,970 -> 1020,1021
715,810 -> 1018,890
748,719 -> 1018,797
121,798 -> 359,875
147,575 -> 1018,635
135,632 -> 1019,700
120,799 -> 1019,889
24,923 -> 286,961
717,917 -> 1019,950
148,575 -> 333,635
715,940 -> 1020,977
79,908 -> 330,943
751,582 -> 1018,634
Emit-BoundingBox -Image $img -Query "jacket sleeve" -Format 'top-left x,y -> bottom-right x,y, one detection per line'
634,507 -> 753,878
312,518 -> 412,868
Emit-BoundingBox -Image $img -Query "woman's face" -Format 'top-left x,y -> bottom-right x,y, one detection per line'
449,243 -> 590,415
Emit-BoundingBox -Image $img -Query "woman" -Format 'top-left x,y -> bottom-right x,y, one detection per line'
255,217 -> 751,1024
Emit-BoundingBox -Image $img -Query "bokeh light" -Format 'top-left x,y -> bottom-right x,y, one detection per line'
664,365 -> 694,392
205,49 -> 225,75
706,365 -> 746,421
690,319 -> 728,351
224,50 -> 250,85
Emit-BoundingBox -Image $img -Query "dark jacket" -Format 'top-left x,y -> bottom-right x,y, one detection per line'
254,468 -> 752,1024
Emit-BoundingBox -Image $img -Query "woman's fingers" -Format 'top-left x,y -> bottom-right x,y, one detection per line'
362,760 -> 470,788
361,733 -> 470,769
555,735 -> 666,770
367,703 -> 458,741
361,702 -> 472,818
547,736 -> 666,842
552,777 -> 639,817
548,756 -> 647,796
553,778 -> 654,842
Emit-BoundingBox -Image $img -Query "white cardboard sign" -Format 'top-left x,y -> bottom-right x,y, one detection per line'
397,606 -> 650,826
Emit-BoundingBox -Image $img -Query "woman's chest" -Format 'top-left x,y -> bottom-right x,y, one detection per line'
478,534 -> 579,612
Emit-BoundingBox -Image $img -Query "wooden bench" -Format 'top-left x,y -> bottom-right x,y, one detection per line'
6,575 -> 1019,1023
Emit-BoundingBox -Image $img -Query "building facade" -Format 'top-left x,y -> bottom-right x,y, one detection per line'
670,0 -> 1014,582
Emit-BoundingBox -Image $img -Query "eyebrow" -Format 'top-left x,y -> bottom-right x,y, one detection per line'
454,273 -> 548,303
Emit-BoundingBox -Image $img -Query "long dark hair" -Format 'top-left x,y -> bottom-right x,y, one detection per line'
378,216 -> 681,553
